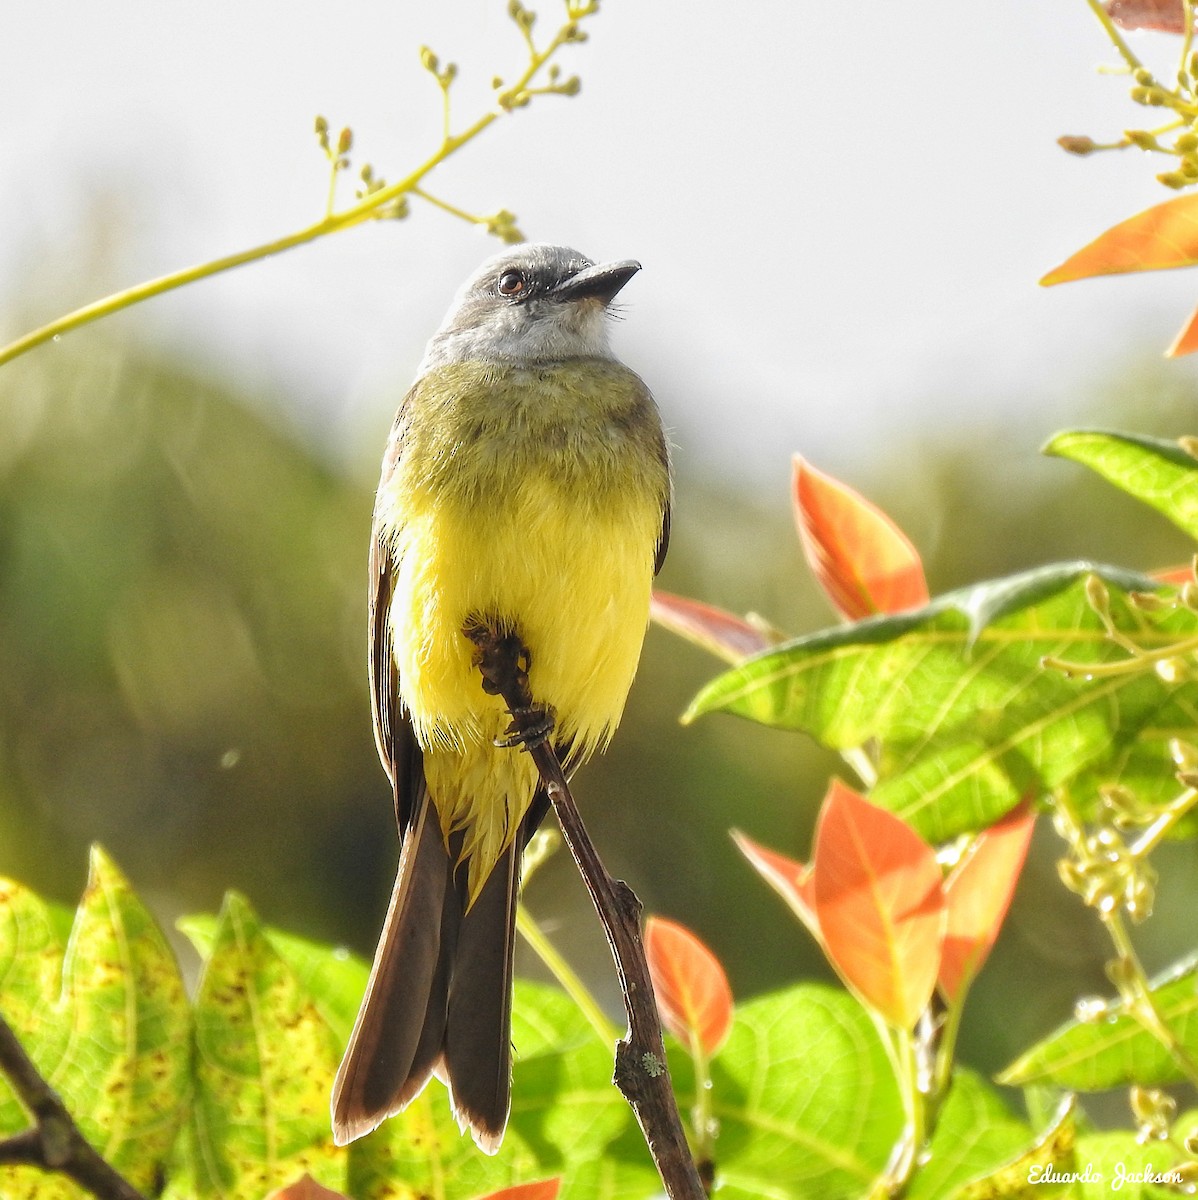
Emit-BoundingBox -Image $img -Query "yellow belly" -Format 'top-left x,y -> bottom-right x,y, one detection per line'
387,471 -> 661,896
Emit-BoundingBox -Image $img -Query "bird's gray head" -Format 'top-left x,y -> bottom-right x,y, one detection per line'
418,243 -> 640,373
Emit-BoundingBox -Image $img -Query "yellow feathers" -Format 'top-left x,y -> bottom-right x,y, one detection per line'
376,359 -> 669,899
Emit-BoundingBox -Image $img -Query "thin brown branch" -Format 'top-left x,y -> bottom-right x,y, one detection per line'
0,1010 -> 149,1200
467,625 -> 708,1200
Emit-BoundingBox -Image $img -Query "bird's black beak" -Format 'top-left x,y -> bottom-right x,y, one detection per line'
549,259 -> 641,305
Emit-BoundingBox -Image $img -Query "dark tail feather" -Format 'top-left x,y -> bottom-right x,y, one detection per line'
441,837 -> 520,1152
332,787 -> 549,1151
331,800 -> 456,1145
440,789 -> 549,1150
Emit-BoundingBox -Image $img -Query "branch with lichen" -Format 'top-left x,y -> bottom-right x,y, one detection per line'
1061,0 -> 1198,190
0,0 -> 599,370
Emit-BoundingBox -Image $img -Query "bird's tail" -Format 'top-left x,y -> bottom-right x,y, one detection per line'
330,795 -> 523,1153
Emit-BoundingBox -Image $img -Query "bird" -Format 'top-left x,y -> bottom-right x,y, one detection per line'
331,243 -> 671,1152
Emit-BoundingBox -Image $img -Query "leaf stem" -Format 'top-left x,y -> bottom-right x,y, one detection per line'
1042,626 -> 1198,680
412,186 -> 492,230
1103,909 -> 1198,1087
515,902 -> 619,1046
932,994 -> 966,1105
1130,787 -> 1198,859
869,1016 -> 925,1196
1183,0 -> 1196,95
1085,0 -> 1144,73
687,1034 -> 717,1189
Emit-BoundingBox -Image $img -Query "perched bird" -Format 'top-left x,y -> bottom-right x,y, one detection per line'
331,243 -> 671,1152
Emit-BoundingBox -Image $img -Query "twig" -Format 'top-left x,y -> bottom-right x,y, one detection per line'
0,1 -> 594,369
0,1010 -> 149,1200
467,625 -> 707,1200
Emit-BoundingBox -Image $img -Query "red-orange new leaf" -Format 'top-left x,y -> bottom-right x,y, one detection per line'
811,781 -> 945,1029
649,591 -> 774,664
938,802 -> 1036,1003
645,916 -> 734,1057
1042,194 -> 1198,357
793,456 -> 929,621
1042,194 -> 1198,285
1106,0 -> 1185,32
475,1181 -> 562,1200
731,830 -> 820,940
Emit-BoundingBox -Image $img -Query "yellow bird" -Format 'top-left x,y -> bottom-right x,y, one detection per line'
331,244 -> 671,1151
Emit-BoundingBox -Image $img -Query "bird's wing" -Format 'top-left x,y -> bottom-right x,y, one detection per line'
654,498 -> 671,577
369,408 -> 423,836
653,419 -> 672,577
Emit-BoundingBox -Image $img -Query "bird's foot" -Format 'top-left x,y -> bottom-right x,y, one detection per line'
463,619 -> 555,749
494,704 -> 556,750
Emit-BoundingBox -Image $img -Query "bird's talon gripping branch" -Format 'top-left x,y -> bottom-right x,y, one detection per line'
495,705 -> 556,750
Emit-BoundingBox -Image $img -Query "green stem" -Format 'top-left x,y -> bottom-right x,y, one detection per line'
0,8 -> 586,370
1183,0 -> 1196,94
688,1034 -> 715,1169
842,745 -> 879,790
412,186 -> 491,228
515,902 -> 618,1046
1130,787 -> 1198,859
868,1015 -> 925,1196
1103,910 -> 1198,1087
1085,0 -> 1143,73
931,993 -> 965,1107
1043,626 -> 1198,680
324,160 -> 340,220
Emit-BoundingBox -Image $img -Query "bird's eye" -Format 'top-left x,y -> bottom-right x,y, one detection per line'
497,269 -> 527,298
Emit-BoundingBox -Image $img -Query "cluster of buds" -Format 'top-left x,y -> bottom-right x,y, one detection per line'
1058,5 -> 1198,193
1055,735 -> 1198,923
1131,1085 -> 1177,1144
314,115 -> 353,170
1056,813 -> 1159,921
484,209 -> 524,244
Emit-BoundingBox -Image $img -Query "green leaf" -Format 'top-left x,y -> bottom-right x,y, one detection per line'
917,1094 -> 1080,1195
164,892 -> 347,1200
685,563 -> 1184,841
181,904 -> 651,1199
0,847 -> 191,1199
905,1070 -> 1034,1199
998,954 -> 1198,1089
1072,1132 -> 1188,1197
180,912 -> 368,1046
1045,429 -> 1198,540
709,985 -> 903,1199
347,980 -> 654,1200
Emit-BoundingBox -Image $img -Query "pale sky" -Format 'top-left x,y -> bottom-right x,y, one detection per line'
2,2 -> 1195,488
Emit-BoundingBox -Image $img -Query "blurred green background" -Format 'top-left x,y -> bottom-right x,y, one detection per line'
5,0 -> 1198,1130
3,306 -> 1198,1097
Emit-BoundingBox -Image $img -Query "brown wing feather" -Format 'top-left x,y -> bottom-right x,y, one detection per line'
369,409 -> 417,834
653,418 -> 672,576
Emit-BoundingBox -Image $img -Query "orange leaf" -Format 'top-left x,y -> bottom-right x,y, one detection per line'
1151,563 -> 1194,585
1042,193 -> 1198,285
650,590 -> 774,663
792,456 -> 929,621
731,829 -> 820,940
474,1182 -> 561,1200
938,802 -> 1036,1003
1106,0 -> 1185,32
1167,300 -> 1198,357
645,916 -> 734,1057
266,1176 -> 350,1200
811,781 -> 944,1029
